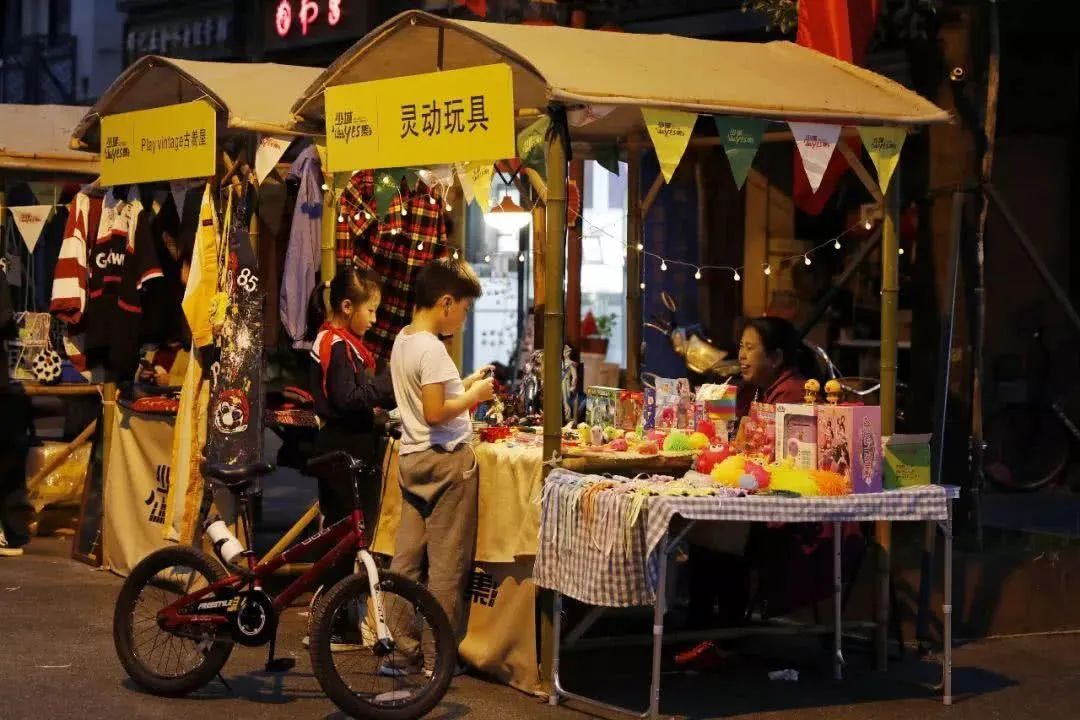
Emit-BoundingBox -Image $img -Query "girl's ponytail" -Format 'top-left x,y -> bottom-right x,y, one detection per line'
305,280 -> 331,341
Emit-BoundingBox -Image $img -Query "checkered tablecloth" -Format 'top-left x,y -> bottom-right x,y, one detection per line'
534,468 -> 957,608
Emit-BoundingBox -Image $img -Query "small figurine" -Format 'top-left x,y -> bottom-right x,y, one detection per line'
825,379 -> 842,405
561,345 -> 578,423
804,379 -> 821,404
486,394 -> 506,426
590,425 -> 604,446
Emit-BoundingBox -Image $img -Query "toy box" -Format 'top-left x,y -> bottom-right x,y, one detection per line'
883,434 -> 932,489
740,402 -> 777,462
643,377 -> 689,430
617,391 -> 644,431
817,405 -> 882,493
585,386 -> 620,428
776,403 -> 818,470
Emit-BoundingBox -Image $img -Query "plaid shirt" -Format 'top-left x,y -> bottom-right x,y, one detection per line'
346,179 -> 450,360
336,170 -> 377,267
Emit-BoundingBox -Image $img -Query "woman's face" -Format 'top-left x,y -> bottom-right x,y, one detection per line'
738,326 -> 781,387
346,291 -> 380,337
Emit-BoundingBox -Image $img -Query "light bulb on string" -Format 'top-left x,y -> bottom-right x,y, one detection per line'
321,183 -> 329,192
353,211 -> 361,221
401,206 -> 408,216
834,240 -> 842,250
452,249 -> 460,260
417,242 -> 424,251
898,247 -> 905,255
337,213 -> 344,223
694,268 -> 702,280
639,282 -> 646,290
660,260 -> 668,272
733,270 -> 741,282
763,264 -> 772,276
484,254 -> 491,263
445,202 -> 453,211
636,242 -> 644,252
518,252 -> 526,262
364,211 -> 372,220
864,219 -> 873,231
429,196 -> 436,205
804,254 -> 812,266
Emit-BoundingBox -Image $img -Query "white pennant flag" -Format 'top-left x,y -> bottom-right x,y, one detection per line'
454,163 -> 475,208
170,181 -> 189,220
255,135 -> 293,185
11,205 -> 53,254
789,122 -> 842,193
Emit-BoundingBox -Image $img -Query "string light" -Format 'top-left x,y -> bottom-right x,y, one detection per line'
636,242 -> 644,252
763,264 -> 772,276
353,211 -> 360,221
864,219 -> 873,230
660,260 -> 668,271
898,247 -> 905,255
417,242 -> 424,251
445,202 -> 453,211
364,211 -> 372,220
640,282 -> 646,290
337,213 -> 344,223
733,271 -> 741,282
834,240 -> 842,250
484,254 -> 491,262
429,196 -> 436,205
518,252 -> 526,262
803,254 -> 812,266
452,249 -> 460,260
694,268 -> 702,280
321,183 -> 329,191
401,207 -> 408,216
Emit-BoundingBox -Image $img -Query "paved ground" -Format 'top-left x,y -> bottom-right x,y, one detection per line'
3,535 -> 1080,720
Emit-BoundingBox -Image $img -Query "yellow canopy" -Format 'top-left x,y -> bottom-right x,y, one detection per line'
290,10 -> 949,140
71,56 -> 325,151
0,104 -> 99,175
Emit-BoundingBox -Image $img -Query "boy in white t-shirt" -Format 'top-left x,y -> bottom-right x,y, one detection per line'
383,258 -> 493,675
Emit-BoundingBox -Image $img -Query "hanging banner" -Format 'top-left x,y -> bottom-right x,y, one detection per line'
255,135 -> 293,184
568,104 -> 617,128
714,117 -> 766,189
325,64 -> 516,172
642,108 -> 696,183
10,205 -> 53,254
457,161 -> 495,213
100,100 -> 217,186
790,122 -> 842,194
516,116 -> 549,175
857,126 -> 906,193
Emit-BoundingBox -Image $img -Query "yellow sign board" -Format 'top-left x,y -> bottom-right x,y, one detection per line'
325,64 -> 516,172
100,100 -> 216,185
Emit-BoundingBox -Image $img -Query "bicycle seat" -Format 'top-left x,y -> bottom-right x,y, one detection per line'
200,461 -> 275,492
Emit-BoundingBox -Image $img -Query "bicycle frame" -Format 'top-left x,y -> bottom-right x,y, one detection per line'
156,507 -> 392,643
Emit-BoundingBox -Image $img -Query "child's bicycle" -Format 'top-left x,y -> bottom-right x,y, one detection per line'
111,437 -> 455,720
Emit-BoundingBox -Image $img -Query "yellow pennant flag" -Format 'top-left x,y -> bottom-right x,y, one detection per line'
857,126 -> 907,193
458,161 -> 495,213
642,108 -> 696,183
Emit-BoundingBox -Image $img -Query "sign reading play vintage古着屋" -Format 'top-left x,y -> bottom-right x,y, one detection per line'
100,100 -> 217,186
324,64 -> 516,172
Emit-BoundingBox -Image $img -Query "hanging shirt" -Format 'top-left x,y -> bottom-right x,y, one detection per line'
182,184 -> 221,349
280,144 -> 323,347
336,170 -> 376,267
351,181 -> 450,361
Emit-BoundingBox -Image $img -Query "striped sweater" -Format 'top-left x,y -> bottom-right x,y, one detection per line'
50,192 -> 102,375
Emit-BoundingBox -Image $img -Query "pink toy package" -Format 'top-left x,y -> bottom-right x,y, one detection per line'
817,405 -> 882,493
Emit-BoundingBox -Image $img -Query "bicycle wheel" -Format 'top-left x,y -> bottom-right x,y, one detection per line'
310,571 -> 456,720
113,546 -> 233,697
985,403 -> 1069,492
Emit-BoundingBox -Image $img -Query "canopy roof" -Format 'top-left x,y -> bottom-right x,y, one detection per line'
71,56 -> 324,151
291,10 -> 949,141
0,104 -> 99,175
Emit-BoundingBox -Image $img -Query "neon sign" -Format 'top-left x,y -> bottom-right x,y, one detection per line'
275,0 -> 343,38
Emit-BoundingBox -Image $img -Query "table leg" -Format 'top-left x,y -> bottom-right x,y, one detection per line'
875,522 -> 892,671
943,503 -> 954,705
550,591 -> 563,706
833,521 -> 843,681
649,533 -> 668,720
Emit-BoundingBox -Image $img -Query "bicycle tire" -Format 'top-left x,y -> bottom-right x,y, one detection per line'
985,403 -> 1069,492
113,546 -> 233,697
310,571 -> 456,720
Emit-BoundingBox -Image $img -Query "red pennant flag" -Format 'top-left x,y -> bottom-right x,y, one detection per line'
793,0 -> 882,215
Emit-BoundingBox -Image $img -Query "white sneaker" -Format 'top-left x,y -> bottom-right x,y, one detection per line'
0,529 -> 24,557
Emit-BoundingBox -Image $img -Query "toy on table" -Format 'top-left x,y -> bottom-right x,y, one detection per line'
824,379 -> 842,405
804,379 -> 821,404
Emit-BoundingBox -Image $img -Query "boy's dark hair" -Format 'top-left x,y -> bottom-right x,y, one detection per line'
413,257 -> 482,308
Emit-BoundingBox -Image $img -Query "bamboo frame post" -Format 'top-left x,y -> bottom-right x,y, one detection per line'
320,171 -> 337,296
875,176 -> 901,671
542,132 -> 568,470
625,149 -> 643,390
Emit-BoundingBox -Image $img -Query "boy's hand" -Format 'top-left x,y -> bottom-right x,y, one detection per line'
464,365 -> 494,389
470,377 -> 496,404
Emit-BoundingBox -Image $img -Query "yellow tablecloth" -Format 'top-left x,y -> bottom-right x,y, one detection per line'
371,441 -> 543,562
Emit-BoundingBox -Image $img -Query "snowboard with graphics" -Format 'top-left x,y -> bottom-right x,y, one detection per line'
205,187 -> 265,467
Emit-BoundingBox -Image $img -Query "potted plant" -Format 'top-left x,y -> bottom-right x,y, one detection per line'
580,310 -> 615,356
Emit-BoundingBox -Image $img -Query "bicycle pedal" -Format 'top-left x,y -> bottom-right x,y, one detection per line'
265,657 -> 296,673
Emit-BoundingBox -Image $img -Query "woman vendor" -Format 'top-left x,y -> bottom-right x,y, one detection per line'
676,316 -> 813,670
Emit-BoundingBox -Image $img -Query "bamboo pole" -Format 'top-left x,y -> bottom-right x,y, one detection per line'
542,131 -> 568,469
875,176 -> 901,671
625,149 -> 643,390
27,420 -> 98,488
320,171 -> 337,299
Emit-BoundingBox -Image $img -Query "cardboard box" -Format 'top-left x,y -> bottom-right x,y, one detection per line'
776,404 -> 818,470
817,405 -> 882,493
883,434 -> 932,489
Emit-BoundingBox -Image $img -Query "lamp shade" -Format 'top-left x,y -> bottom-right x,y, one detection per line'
484,195 -> 531,234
